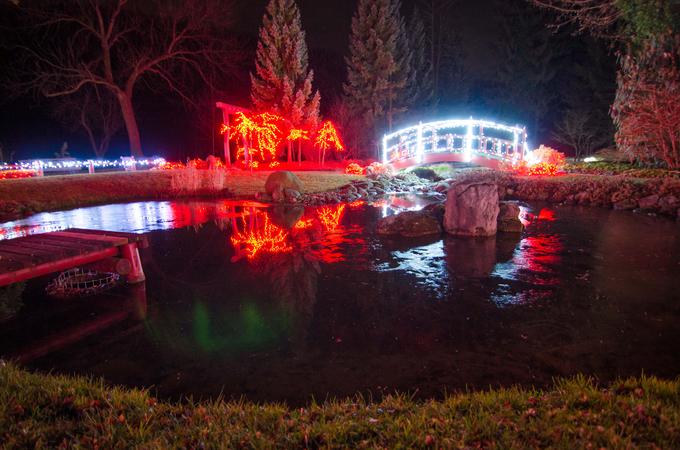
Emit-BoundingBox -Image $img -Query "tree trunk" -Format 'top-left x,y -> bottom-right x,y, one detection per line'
117,92 -> 143,158
287,140 -> 293,164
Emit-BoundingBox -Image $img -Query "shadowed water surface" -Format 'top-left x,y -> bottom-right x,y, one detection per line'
0,196 -> 678,405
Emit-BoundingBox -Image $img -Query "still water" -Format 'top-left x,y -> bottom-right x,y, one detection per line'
1,197 -> 679,405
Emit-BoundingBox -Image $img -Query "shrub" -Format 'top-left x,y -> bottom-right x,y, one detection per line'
530,145 -> 567,169
344,162 -> 364,175
612,32 -> 680,169
365,162 -> 392,176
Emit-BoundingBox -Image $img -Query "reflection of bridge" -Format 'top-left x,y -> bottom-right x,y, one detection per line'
382,118 -> 528,170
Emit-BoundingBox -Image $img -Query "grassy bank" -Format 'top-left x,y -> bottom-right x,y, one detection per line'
1,364 -> 679,448
0,170 -> 362,222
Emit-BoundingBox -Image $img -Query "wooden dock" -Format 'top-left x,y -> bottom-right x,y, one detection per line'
0,228 -> 148,287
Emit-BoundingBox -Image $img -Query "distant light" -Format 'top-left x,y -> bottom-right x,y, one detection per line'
583,156 -> 599,163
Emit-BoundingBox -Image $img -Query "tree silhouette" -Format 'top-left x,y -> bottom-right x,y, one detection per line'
2,0 -> 240,157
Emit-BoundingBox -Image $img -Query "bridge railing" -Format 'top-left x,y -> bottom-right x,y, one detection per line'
382,118 -> 528,166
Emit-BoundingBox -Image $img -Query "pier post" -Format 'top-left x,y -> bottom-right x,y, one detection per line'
120,242 -> 145,283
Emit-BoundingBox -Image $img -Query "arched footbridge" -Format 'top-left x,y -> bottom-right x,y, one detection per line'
382,118 -> 528,170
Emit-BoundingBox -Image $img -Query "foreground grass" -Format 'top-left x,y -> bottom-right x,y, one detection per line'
1,364 -> 678,448
0,170 -> 362,221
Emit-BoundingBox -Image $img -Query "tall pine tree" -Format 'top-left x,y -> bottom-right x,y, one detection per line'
251,0 -> 320,162
406,6 -> 434,114
344,0 -> 411,153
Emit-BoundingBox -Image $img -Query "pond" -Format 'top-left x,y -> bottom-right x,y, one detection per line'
1,197 -> 679,405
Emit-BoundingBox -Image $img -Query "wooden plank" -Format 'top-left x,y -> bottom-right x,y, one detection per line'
67,228 -> 148,247
0,258 -> 23,272
0,250 -> 38,268
0,246 -> 119,287
51,231 -> 128,246
19,236 -> 93,251
0,243 -> 57,260
31,234 -> 109,251
0,240 -> 81,257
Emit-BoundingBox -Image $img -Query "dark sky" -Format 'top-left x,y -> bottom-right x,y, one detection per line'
236,0 -> 498,70
0,0 -> 600,160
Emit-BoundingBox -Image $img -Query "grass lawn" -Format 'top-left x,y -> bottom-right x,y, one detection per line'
0,170 -> 362,221
1,363 -> 678,448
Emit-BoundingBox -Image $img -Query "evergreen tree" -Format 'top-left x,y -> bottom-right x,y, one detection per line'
344,0 -> 411,153
251,0 -> 320,162
418,0 -> 458,109
405,6 -> 434,114
493,0 -> 567,138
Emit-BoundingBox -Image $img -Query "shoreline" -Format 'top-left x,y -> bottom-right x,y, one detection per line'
1,169 -> 679,223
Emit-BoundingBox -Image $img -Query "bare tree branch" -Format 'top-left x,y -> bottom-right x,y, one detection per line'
1,0 -> 243,156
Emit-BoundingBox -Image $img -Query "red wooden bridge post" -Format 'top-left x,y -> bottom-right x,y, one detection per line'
120,242 -> 145,283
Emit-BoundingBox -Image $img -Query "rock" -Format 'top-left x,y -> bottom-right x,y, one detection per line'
638,194 -> 659,209
284,188 -> 301,203
254,192 -> 273,202
270,205 -> 304,229
658,195 -> 678,212
410,167 -> 442,182
376,210 -> 442,237
422,202 -> 445,224
444,182 -> 499,237
265,171 -> 304,203
497,201 -> 523,233
613,199 -> 637,210
434,182 -> 450,193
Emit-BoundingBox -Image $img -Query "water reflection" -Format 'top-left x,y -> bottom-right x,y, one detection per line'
1,198 -> 679,404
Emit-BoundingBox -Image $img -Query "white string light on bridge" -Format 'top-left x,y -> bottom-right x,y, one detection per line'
383,118 -> 528,169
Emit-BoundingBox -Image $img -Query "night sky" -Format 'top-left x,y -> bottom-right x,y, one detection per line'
0,0 -> 611,161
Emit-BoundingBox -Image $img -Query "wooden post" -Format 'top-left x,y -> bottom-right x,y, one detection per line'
222,109 -> 231,167
120,242 -> 145,283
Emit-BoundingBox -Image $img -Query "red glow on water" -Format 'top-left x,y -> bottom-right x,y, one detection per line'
317,204 -> 346,232
537,208 -> 556,221
293,218 -> 315,230
230,210 -> 292,260
514,234 -> 562,280
348,200 -> 365,208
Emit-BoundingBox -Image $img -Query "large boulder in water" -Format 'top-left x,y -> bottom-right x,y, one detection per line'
444,182 -> 499,237
377,210 -> 442,237
265,171 -> 304,203
497,201 -> 523,233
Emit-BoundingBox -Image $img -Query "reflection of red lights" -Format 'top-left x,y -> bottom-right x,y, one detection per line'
514,234 -> 562,282
537,208 -> 555,221
348,200 -> 365,208
293,218 -> 314,229
317,204 -> 346,232
230,210 -> 292,260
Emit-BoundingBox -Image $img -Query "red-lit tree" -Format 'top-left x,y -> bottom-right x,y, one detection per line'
251,0 -> 321,163
287,128 -> 310,165
232,112 -> 285,164
314,121 -> 344,166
